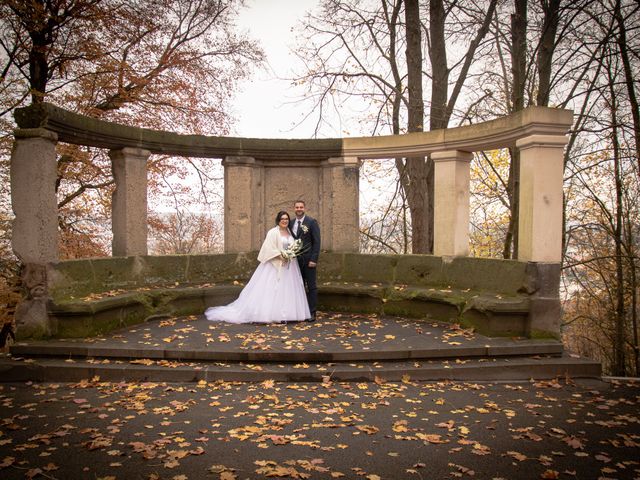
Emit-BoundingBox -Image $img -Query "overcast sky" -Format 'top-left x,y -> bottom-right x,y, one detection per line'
233,0 -> 321,139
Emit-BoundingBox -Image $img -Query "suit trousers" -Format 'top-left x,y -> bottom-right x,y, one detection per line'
299,259 -> 317,316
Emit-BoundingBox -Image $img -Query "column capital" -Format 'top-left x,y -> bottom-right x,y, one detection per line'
431,150 -> 473,163
323,156 -> 360,167
516,134 -> 568,151
14,128 -> 58,142
109,147 -> 151,161
222,156 -> 260,167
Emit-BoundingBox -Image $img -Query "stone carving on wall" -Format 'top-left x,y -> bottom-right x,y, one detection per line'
14,263 -> 56,339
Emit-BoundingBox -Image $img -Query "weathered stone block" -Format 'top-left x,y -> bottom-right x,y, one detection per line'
341,253 -> 396,283
141,255 -> 189,285
48,259 -> 98,299
394,255 -> 445,286
15,298 -> 55,340
526,262 -> 561,296
316,253 -> 345,282
460,310 -> 528,337
528,297 -> 561,339
88,256 -> 144,293
318,285 -> 383,314
187,253 -> 257,284
382,299 -> 459,322
443,256 -> 530,294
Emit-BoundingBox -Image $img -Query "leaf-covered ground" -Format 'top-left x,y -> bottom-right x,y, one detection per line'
20,312 -> 492,353
0,378 -> 638,479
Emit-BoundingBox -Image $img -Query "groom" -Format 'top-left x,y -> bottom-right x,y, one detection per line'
292,200 -> 321,321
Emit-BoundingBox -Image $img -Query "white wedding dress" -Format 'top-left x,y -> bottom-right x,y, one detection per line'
205,233 -> 310,324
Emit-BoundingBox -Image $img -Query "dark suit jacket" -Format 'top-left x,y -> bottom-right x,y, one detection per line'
293,216 -> 320,264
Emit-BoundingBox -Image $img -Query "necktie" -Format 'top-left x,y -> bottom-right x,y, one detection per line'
296,220 -> 301,235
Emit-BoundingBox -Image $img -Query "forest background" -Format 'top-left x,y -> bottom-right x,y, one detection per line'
0,0 -> 638,377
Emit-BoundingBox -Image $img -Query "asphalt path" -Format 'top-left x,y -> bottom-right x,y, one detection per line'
1,378 -> 638,480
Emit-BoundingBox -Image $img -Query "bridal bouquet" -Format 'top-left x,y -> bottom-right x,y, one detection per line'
281,239 -> 307,260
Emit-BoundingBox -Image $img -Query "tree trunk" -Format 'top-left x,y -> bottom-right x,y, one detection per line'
405,0 -> 423,132
613,0 -> 640,181
625,209 -> 639,376
536,0 -> 560,107
429,0 -> 448,130
28,29 -> 49,103
419,0 -> 449,254
510,0 -> 527,112
503,0 -> 527,259
404,0 -> 430,253
608,60 -> 626,377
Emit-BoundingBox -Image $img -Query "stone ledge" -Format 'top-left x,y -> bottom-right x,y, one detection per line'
0,355 -> 601,383
10,341 -> 563,363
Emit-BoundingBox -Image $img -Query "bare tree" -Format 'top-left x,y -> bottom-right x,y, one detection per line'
294,0 -> 496,253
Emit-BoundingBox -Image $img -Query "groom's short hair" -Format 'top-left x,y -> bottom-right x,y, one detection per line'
294,199 -> 305,206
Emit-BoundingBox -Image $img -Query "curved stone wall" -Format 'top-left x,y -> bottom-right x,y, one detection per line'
27,253 -> 559,341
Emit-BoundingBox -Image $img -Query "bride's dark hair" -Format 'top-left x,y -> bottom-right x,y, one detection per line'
275,211 -> 290,225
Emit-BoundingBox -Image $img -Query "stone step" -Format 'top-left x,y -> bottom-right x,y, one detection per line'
9,340 -> 564,363
0,354 -> 601,383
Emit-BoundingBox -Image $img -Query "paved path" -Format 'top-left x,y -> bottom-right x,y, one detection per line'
1,378 -> 638,479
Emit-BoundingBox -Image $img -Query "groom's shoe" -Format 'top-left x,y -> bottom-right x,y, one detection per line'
305,313 -> 316,322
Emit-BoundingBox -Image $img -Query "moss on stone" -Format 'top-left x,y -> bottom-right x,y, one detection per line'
529,328 -> 560,340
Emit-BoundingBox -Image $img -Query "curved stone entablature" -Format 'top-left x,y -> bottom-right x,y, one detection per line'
14,102 -> 572,160
343,107 -> 573,158
14,103 -> 343,161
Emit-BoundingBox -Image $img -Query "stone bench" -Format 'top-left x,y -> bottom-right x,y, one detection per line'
317,282 -> 530,337
17,253 -> 558,339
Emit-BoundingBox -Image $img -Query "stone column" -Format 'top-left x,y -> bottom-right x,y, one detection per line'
432,150 -> 473,257
11,128 -> 59,264
110,147 -> 150,257
11,128 -> 59,339
516,135 -> 568,263
321,157 -> 360,252
223,156 -> 265,252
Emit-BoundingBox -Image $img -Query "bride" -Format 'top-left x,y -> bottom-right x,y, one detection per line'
205,211 -> 311,323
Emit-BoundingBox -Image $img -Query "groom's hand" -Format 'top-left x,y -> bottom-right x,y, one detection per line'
308,261 -> 317,268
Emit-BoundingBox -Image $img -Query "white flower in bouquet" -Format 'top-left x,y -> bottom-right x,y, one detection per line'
281,239 -> 306,260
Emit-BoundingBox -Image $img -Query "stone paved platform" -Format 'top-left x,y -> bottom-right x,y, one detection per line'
10,312 -> 563,361
3,313 -> 600,383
